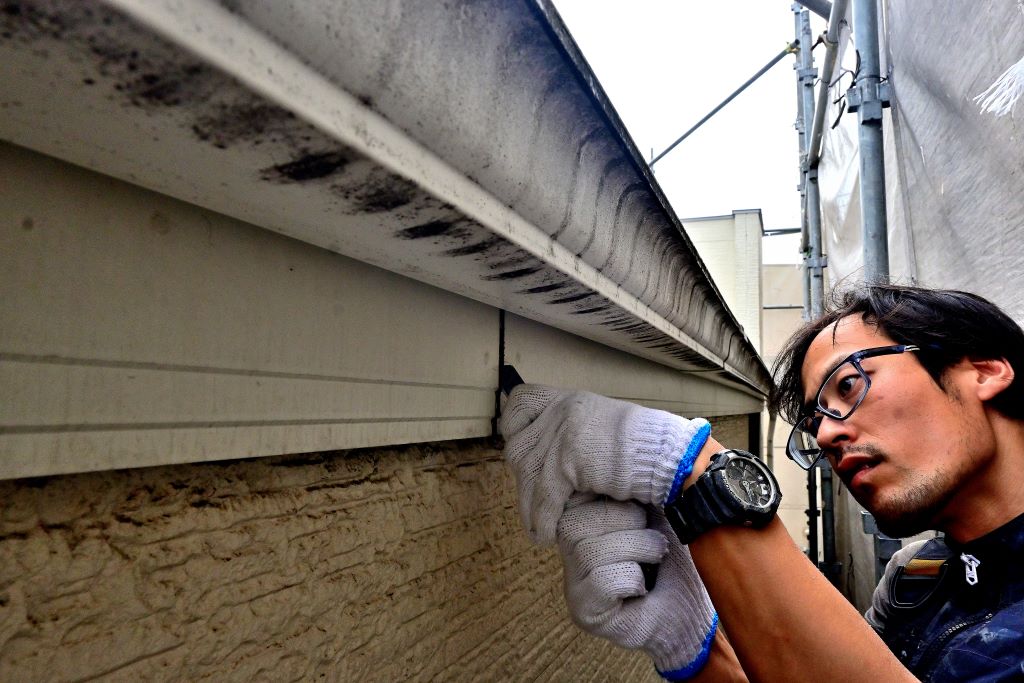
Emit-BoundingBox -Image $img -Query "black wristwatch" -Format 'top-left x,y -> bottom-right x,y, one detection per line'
665,449 -> 781,544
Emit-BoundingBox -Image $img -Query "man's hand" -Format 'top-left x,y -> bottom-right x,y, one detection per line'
500,385 -> 710,543
558,497 -> 719,681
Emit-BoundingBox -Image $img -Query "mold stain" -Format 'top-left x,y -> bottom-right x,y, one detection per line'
396,220 -> 464,240
262,151 -> 352,182
192,101 -> 297,150
572,305 -> 610,315
520,282 -> 568,294
444,237 -> 502,257
347,177 -> 417,213
549,291 -> 592,304
483,266 -> 543,281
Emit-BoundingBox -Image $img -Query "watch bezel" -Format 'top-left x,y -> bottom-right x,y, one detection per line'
710,450 -> 780,515
665,448 -> 782,545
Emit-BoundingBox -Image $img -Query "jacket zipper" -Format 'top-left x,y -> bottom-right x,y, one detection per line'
960,553 -> 980,586
917,610 -> 995,680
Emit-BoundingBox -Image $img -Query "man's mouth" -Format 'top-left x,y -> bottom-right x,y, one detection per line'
847,462 -> 876,489
835,450 -> 884,488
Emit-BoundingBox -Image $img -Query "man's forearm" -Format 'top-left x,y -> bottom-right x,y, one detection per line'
691,628 -> 748,683
684,438 -> 915,683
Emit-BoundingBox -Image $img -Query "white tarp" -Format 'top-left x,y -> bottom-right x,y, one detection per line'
816,0 -> 1024,610
818,0 -> 1024,320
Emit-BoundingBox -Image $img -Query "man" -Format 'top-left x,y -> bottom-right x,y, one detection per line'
501,284 -> 1024,681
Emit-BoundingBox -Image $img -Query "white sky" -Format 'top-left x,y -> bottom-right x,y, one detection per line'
550,1 -> 825,263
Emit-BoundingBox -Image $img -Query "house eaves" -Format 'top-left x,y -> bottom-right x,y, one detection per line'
0,0 -> 773,397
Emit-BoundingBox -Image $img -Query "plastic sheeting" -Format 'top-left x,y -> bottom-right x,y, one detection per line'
817,0 -> 1024,321
816,0 -> 1024,612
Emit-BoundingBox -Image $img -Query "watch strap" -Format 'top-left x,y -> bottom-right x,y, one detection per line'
665,471 -> 728,544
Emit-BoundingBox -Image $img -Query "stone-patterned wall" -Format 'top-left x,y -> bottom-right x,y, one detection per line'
0,440 -> 659,682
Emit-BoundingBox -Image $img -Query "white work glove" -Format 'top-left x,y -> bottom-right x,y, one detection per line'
558,497 -> 718,681
500,385 -> 711,544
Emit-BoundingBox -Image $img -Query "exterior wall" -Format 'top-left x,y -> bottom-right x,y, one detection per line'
683,210 -> 763,353
0,141 -> 496,479
761,264 -> 821,558
1,141 -> 764,480
0,440 -> 659,681
1,143 -> 766,680
706,414 -> 752,453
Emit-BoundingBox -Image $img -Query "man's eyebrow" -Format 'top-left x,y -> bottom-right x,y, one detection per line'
803,351 -> 851,409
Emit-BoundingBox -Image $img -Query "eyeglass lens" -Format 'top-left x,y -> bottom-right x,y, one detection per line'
817,360 -> 869,419
787,422 -> 821,469
786,360 -> 870,469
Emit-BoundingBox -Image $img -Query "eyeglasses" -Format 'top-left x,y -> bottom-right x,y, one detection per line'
786,344 -> 921,469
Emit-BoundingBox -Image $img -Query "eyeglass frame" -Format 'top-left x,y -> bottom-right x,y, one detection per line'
785,344 -> 922,470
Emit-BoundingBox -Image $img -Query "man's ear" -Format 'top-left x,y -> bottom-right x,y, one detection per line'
969,357 -> 1015,402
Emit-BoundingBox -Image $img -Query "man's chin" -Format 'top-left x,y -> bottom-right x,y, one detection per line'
861,490 -> 946,539
870,509 -> 935,538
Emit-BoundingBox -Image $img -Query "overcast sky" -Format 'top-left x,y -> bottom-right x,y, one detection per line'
550,1 -> 825,263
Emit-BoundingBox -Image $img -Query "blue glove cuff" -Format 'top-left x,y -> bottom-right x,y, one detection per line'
656,612 -> 719,681
664,420 -> 711,505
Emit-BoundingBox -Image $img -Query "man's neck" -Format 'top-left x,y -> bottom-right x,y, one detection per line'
942,412 -> 1024,543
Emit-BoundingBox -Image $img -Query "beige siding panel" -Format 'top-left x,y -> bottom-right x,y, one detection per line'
506,313 -> 763,417
1,143 -> 496,479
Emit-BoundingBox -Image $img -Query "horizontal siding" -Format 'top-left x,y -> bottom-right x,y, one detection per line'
0,142 -> 495,478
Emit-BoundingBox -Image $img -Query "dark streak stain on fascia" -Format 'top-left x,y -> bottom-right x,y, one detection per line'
571,305 -> 610,315
548,291 -> 593,304
443,237 -> 503,257
262,150 -> 352,182
519,282 -> 569,294
483,266 -> 544,281
396,220 -> 462,240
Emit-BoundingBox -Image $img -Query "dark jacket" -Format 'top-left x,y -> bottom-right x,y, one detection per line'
864,513 -> 1024,681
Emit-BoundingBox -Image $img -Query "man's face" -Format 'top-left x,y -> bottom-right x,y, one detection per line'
800,316 -> 993,537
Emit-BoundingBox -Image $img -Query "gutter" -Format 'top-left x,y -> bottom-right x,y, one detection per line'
1,0 -> 773,396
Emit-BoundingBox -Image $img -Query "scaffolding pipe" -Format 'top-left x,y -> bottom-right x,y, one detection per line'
797,8 -> 825,318
806,468 -> 820,563
794,4 -> 837,583
798,0 -> 834,20
851,0 -> 890,282
820,463 -> 839,582
806,176 -> 825,317
808,0 -> 850,169
651,41 -> 798,167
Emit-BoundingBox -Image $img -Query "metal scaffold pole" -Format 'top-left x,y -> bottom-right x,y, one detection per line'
797,8 -> 825,319
848,0 -> 891,283
794,3 -> 839,585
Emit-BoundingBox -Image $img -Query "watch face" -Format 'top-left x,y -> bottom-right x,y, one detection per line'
722,457 -> 776,509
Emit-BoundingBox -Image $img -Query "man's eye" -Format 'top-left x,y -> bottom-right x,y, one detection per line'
836,373 -> 862,398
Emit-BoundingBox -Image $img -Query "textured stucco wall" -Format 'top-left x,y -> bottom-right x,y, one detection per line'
706,414 -> 752,453
0,440 -> 661,682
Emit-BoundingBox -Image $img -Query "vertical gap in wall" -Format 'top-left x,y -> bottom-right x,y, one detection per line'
748,411 -> 762,456
492,308 -> 506,438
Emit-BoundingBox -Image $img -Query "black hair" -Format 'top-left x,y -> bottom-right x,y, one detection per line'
771,284 -> 1024,423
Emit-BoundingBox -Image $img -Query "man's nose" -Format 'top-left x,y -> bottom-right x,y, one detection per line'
814,413 -> 856,453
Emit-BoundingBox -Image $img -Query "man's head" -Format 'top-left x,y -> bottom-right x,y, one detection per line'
771,284 -> 1024,538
